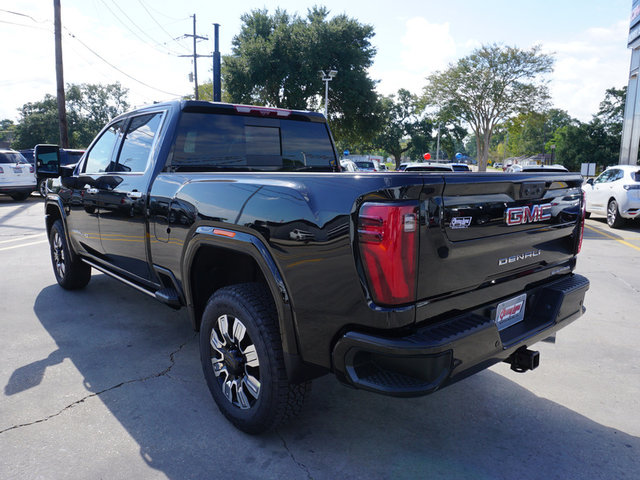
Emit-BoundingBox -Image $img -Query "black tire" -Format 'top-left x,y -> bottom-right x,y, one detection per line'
607,199 -> 625,229
584,211 -> 591,219
39,179 -> 47,197
10,192 -> 30,201
49,220 -> 91,289
199,283 -> 310,434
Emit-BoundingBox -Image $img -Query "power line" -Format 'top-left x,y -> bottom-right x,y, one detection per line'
64,27 -> 183,97
0,9 -> 47,23
105,0 -> 183,56
136,0 -> 189,52
0,19 -> 50,31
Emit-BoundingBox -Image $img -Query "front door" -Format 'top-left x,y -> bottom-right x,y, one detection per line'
63,121 -> 124,257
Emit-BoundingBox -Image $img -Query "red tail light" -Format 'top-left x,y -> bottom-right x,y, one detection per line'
358,202 -> 419,305
577,190 -> 586,254
29,165 -> 34,173
0,166 -> 4,174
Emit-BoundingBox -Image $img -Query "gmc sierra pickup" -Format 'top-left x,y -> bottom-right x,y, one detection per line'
36,100 -> 589,434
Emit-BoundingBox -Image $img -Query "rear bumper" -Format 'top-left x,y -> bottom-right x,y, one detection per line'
332,273 -> 589,397
0,184 -> 36,193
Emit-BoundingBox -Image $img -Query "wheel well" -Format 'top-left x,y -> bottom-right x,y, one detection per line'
45,204 -> 62,235
190,245 -> 271,330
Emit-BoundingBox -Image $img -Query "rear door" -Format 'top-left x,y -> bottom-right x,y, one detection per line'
97,111 -> 165,281
416,172 -> 584,301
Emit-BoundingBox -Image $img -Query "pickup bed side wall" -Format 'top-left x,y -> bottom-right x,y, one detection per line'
148,173 -> 427,370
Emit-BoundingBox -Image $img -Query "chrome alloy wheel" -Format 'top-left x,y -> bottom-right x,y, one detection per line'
607,200 -> 618,227
52,230 -> 66,279
209,314 -> 261,409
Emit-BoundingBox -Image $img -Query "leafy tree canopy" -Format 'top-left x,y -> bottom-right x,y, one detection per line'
422,44 -> 554,171
222,6 -> 382,144
12,83 -> 129,150
372,89 -> 432,168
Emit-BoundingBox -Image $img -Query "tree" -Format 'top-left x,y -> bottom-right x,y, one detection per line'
372,89 -> 432,168
500,108 -> 572,157
0,119 -> 16,145
550,87 -> 625,172
423,44 -> 554,171
12,83 -> 129,149
222,7 -> 382,144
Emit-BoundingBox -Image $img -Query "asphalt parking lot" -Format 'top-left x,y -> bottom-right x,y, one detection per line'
1,194 -> 639,480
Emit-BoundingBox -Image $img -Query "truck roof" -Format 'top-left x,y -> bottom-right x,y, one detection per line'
118,100 -> 326,123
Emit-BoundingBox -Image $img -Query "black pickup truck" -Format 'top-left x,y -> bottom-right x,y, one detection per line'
36,100 -> 589,433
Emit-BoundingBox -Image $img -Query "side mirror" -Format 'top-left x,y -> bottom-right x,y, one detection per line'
35,144 -> 61,178
586,178 -> 594,185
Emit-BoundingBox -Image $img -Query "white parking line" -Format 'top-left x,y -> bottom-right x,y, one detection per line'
0,239 -> 48,252
0,233 -> 46,245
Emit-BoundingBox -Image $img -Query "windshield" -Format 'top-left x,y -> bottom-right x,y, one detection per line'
0,152 -> 28,164
452,165 -> 470,171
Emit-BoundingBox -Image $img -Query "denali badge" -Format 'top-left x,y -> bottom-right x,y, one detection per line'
498,250 -> 541,266
450,217 -> 472,229
505,203 -> 552,226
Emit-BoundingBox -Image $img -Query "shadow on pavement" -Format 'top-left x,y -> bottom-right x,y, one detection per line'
17,277 -> 638,479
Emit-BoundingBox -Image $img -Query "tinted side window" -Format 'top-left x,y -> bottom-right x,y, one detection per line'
610,169 -> 624,182
171,113 -> 335,171
114,113 -> 163,173
594,170 -> 612,184
84,122 -> 124,173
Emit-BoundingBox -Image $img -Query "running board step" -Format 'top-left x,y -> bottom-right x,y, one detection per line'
155,288 -> 181,308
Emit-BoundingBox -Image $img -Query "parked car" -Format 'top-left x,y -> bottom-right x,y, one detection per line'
354,160 -> 377,172
450,163 -> 471,172
340,159 -> 359,172
0,149 -> 36,201
401,162 -> 454,172
583,165 -> 640,228
506,164 -> 568,173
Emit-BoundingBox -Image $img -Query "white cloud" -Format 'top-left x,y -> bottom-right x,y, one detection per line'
544,20 -> 630,121
373,16 -> 458,96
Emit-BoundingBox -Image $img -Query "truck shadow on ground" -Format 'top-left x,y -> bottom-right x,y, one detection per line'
20,277 -> 639,480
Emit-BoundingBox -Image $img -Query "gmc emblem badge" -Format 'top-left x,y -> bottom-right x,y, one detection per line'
505,203 -> 552,226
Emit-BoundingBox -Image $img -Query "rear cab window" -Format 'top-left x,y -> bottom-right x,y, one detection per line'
169,112 -> 337,172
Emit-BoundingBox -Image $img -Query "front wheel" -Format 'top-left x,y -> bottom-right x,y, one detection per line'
199,283 -> 310,434
607,199 -> 625,228
49,220 -> 92,289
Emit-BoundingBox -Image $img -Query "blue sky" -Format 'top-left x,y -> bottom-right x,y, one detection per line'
0,0 -> 633,122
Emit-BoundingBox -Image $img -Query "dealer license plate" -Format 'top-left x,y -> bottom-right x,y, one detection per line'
13,167 -> 22,173
495,293 -> 527,330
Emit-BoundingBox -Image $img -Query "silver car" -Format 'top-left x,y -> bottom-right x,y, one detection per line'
583,165 -> 640,228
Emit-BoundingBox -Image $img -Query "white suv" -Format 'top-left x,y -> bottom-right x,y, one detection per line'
0,149 -> 36,201
583,165 -> 640,228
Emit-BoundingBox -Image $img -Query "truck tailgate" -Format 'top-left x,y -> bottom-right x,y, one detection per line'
416,172 -> 584,302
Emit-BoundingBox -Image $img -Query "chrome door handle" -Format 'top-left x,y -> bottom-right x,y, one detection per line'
86,188 -> 99,194
127,191 -> 143,199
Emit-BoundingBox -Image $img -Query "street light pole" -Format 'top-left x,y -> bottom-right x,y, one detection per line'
319,69 -> 338,118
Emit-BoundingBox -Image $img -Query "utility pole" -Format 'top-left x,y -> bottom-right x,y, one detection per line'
435,124 -> 441,161
212,23 -> 221,102
179,14 -> 208,100
53,0 -> 68,147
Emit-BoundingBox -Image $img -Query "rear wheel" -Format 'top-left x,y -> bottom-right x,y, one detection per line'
607,199 -> 625,228
199,283 -> 310,434
39,179 -> 47,197
49,220 -> 91,289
